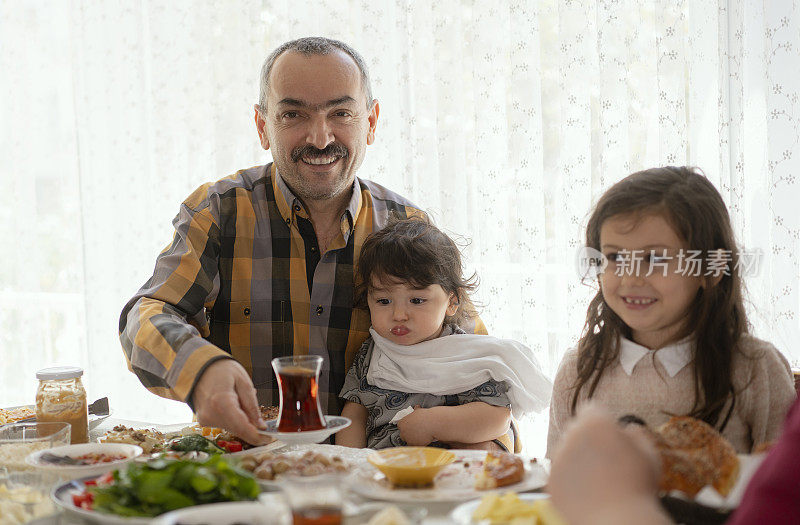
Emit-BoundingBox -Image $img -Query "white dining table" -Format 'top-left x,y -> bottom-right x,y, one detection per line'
31,416 -> 545,525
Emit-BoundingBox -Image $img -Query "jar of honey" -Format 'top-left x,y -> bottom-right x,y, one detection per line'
35,367 -> 88,444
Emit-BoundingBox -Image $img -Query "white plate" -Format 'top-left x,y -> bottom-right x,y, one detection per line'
51,477 -> 272,525
27,442 -> 142,479
257,416 -> 351,445
51,477 -> 151,524
351,451 -> 549,503
276,442 -> 373,460
244,443 -> 372,490
97,422 -> 286,457
450,493 -> 550,524
228,439 -> 287,456
154,501 -> 285,525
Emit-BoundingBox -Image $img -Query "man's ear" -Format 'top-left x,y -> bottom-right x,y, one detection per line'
446,293 -> 459,317
254,104 -> 270,151
366,99 -> 380,145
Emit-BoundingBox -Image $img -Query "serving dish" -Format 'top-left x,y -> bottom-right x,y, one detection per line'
51,455 -> 261,524
97,422 -> 286,457
367,447 -> 456,487
353,450 -> 548,503
26,442 -> 142,479
154,501 -> 285,525
51,477 -> 149,525
0,421 -> 71,472
0,469 -> 58,524
450,492 -> 551,524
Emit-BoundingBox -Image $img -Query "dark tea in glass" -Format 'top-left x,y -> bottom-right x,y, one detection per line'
280,473 -> 343,525
292,506 -> 342,525
272,356 -> 325,432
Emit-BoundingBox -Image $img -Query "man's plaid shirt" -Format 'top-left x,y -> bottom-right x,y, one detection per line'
118,163 -> 475,415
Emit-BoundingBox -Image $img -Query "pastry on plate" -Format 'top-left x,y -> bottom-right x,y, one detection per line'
652,416 -> 740,497
475,451 -> 525,490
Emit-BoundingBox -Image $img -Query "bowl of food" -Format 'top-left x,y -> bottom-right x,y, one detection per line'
26,442 -> 142,479
0,422 -> 71,472
0,469 -> 58,523
136,450 -> 210,463
367,447 -> 455,487
155,501 -> 283,525
52,454 -> 261,521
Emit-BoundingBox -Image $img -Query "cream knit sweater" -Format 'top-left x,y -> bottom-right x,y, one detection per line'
547,335 -> 796,455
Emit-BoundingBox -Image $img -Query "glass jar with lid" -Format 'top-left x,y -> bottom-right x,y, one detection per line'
35,366 -> 88,444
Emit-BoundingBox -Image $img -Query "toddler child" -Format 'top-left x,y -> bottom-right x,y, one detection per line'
336,217 -> 551,451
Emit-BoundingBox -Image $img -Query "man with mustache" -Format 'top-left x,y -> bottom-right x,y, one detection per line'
119,37 -> 486,444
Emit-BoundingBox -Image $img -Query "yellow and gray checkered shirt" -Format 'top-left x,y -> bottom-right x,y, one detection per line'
119,163 -> 485,415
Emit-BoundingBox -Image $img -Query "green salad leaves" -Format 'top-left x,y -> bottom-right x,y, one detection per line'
89,455 -> 259,517
168,434 -> 226,454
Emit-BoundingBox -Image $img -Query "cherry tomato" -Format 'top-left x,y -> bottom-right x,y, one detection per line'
72,491 -> 94,510
216,440 -> 243,453
97,471 -> 115,485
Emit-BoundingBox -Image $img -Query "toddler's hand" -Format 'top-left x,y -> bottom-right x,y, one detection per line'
440,440 -> 503,452
397,406 -> 435,446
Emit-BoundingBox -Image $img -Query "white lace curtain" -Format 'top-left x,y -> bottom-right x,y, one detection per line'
2,0 -> 799,455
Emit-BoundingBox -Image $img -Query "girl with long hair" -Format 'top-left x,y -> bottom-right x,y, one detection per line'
547,166 -> 795,454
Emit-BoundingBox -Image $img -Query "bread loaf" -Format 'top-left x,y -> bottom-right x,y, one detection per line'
652,416 -> 739,497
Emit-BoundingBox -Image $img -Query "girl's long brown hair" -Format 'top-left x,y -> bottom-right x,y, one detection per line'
572,166 -> 748,430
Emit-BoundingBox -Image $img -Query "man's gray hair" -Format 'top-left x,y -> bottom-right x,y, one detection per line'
258,37 -> 373,112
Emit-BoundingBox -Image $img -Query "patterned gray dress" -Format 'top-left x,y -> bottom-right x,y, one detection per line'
338,325 -> 512,449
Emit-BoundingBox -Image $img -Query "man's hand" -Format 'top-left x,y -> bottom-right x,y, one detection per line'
191,359 -> 269,445
549,404 -> 671,525
397,406 -> 435,446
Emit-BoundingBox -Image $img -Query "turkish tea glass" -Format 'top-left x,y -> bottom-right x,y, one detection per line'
280,473 -> 343,525
272,355 -> 325,432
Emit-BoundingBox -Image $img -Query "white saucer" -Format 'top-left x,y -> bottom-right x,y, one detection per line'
257,416 -> 351,445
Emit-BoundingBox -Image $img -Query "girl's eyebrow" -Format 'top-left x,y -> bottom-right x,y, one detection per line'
601,243 -> 678,250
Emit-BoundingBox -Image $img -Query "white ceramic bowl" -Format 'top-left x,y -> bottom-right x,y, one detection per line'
26,442 -> 142,479
155,501 -> 284,525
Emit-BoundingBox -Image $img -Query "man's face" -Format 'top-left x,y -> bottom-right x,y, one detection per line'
255,50 -> 379,204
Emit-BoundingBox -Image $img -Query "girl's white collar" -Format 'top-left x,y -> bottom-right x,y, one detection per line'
618,336 -> 693,377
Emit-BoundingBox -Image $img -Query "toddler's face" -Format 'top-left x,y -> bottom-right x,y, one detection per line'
367,276 -> 458,345
599,213 -> 704,349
